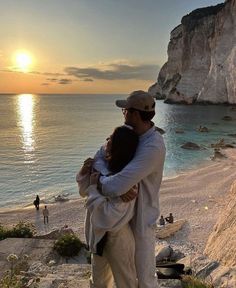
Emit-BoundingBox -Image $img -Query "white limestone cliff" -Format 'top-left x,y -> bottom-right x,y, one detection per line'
149,0 -> 236,104
204,180 -> 236,267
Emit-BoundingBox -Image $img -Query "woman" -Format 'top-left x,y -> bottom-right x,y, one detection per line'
77,125 -> 139,288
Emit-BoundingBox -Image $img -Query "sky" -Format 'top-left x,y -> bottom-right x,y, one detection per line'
0,0 -> 223,94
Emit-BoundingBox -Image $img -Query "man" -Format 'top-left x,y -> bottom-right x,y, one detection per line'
98,90 -> 166,288
165,213 -> 174,224
43,205 -> 49,224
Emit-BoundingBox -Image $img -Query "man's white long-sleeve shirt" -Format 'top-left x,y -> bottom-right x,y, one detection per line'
99,125 -> 166,236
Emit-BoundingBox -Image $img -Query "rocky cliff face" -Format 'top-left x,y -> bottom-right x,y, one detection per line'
204,180 -> 236,267
149,0 -> 236,104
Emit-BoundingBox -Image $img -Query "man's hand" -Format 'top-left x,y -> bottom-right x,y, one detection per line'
120,185 -> 138,202
80,158 -> 94,176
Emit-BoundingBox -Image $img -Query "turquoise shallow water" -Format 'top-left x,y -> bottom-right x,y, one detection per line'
0,94 -> 236,209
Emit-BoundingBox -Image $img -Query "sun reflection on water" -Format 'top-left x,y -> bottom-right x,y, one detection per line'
17,94 -> 36,160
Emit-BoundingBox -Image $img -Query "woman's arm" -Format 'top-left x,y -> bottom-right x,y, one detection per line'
86,184 -> 135,231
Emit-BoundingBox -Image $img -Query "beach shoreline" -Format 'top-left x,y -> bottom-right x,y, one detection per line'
1,148 -> 236,254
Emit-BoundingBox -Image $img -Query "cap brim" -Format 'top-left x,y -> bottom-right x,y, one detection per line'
115,100 -> 128,108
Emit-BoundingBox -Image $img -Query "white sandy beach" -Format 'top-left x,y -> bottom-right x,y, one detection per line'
1,149 -> 236,255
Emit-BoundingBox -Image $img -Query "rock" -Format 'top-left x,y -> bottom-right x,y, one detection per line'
148,83 -> 165,99
149,1 -> 236,104
155,126 -> 165,134
211,139 -> 235,149
204,180 -> 236,267
196,260 -> 219,279
210,265 -> 236,288
179,255 -> 236,288
175,129 -> 184,134
48,260 -> 56,267
156,219 -> 187,239
196,126 -> 209,132
228,133 -> 236,137
155,244 -> 173,263
224,144 -> 235,148
222,115 -> 233,121
211,138 -> 225,149
157,279 -> 182,288
170,250 -> 185,262
211,148 -> 227,160
181,142 -> 200,150
35,226 -> 75,240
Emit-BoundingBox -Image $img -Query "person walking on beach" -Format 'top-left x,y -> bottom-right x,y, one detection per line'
43,205 -> 49,224
96,90 -> 166,288
77,126 -> 139,288
33,195 -> 40,210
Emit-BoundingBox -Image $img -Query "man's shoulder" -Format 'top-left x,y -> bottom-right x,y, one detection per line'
144,129 -> 165,147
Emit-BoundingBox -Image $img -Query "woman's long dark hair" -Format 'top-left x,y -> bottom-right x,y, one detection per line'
107,126 -> 139,174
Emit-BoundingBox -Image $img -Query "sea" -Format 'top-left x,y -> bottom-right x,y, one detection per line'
0,94 -> 236,209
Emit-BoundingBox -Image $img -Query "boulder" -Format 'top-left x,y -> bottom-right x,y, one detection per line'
179,255 -> 236,288
175,129 -> 184,134
156,219 -> 186,239
155,126 -> 166,135
196,126 -> 209,132
155,244 -> 173,263
211,148 -> 227,160
228,133 -> 236,137
181,142 -> 200,150
222,115 -> 233,121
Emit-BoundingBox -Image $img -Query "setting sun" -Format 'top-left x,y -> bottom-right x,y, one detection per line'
14,51 -> 33,73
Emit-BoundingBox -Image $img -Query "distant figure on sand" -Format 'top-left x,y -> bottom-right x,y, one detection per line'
165,213 -> 174,223
43,206 -> 49,224
33,195 -> 40,210
159,215 -> 165,226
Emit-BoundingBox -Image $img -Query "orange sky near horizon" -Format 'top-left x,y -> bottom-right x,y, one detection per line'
0,70 -> 154,94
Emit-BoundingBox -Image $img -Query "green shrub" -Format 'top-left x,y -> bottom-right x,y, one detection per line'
53,234 -> 83,257
0,222 -> 35,241
0,224 -> 7,241
182,275 -> 214,288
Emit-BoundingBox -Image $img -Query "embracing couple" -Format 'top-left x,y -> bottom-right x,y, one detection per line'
76,90 -> 166,288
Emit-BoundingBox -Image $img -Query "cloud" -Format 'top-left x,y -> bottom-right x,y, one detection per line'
46,78 -> 58,82
58,78 -> 72,85
83,78 -> 94,82
64,63 -> 159,81
30,71 -> 65,77
41,83 -> 50,86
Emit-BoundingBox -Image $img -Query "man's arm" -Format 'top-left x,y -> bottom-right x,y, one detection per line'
85,184 -> 135,231
100,143 -> 165,197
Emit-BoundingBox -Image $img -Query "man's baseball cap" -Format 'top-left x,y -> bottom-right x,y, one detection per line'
116,90 -> 155,112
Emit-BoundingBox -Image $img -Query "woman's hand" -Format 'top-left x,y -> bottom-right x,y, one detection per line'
120,184 -> 138,202
90,172 -> 100,185
80,158 -> 94,175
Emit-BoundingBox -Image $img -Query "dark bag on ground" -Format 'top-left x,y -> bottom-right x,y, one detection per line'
156,262 -> 185,279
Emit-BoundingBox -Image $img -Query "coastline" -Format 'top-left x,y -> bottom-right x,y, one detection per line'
1,148 -> 236,253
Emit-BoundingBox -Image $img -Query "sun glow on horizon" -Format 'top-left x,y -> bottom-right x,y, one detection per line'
14,51 -> 33,73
